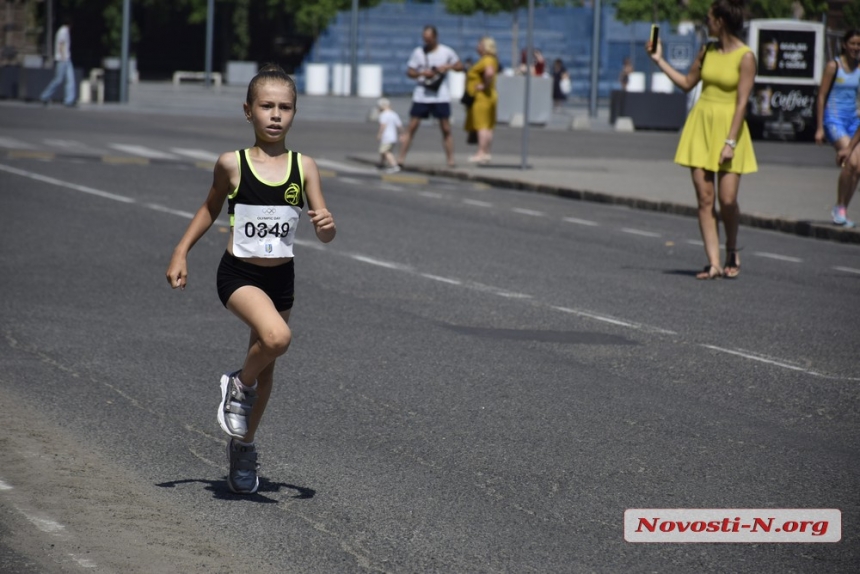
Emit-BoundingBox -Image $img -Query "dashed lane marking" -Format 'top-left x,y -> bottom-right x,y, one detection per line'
0,163 -> 135,202
0,478 -> 13,490
3,162 -> 852,381
622,228 -> 661,238
44,139 -> 106,154
339,177 -> 363,185
512,208 -> 545,217
169,148 -> 220,163
418,191 -> 443,199
563,217 -> 599,226
834,266 -> 860,275
752,251 -> 803,263
420,273 -> 462,285
315,158 -> 379,175
0,136 -> 35,149
462,198 -> 493,207
108,143 -> 179,160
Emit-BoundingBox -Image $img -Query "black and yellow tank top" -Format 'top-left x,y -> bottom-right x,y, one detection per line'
227,148 -> 305,227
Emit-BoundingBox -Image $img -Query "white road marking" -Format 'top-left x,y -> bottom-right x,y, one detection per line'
752,251 -> 802,263
420,273 -> 462,285
0,478 -> 13,490
701,345 -> 820,375
44,139 -> 106,154
0,163 -> 135,203
563,217 -> 599,226
0,136 -> 36,149
70,555 -> 98,568
108,144 -> 179,160
348,254 -> 412,271
419,191 -> 443,199
338,177 -> 363,185
834,266 -> 860,275
145,203 -> 196,219
169,148 -> 220,162
315,158 -> 379,174
24,513 -> 66,534
379,183 -> 404,192
552,306 -> 677,335
4,162 -> 851,381
463,199 -> 493,207
622,228 -> 661,238
512,208 -> 545,217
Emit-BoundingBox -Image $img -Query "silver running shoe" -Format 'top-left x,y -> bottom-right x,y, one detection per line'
226,438 -> 259,494
217,371 -> 257,439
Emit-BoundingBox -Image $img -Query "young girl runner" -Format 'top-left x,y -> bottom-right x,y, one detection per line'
166,64 -> 336,494
815,30 -> 860,228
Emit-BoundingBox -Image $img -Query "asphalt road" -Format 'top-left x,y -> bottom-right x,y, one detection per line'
1,106 -> 858,573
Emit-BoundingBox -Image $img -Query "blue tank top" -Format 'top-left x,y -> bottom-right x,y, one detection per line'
824,58 -> 860,123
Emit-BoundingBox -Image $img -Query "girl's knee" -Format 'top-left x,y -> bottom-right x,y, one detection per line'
260,326 -> 291,356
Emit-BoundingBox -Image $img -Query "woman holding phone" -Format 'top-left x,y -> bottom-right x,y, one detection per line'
648,0 -> 757,279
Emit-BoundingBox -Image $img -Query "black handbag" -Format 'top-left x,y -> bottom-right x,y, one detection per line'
422,51 -> 446,92
460,91 -> 475,107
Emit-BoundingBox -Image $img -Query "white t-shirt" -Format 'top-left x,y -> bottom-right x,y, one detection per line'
378,109 -> 402,145
54,25 -> 71,62
407,44 -> 460,103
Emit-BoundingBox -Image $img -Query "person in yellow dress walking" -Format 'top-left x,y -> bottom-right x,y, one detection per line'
464,37 -> 499,164
648,0 -> 756,279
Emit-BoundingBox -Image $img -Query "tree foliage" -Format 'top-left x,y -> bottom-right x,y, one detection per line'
844,0 -> 860,30
611,0 -> 827,25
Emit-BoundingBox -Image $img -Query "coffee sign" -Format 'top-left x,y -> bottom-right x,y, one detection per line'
757,30 -> 817,80
747,83 -> 817,141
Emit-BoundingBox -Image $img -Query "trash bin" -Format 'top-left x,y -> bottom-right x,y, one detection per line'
103,57 -> 121,102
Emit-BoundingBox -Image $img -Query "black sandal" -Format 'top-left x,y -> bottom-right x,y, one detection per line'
724,249 -> 741,279
696,264 -> 723,280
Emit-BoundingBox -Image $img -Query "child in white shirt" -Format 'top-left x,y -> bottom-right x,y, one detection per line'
376,98 -> 402,173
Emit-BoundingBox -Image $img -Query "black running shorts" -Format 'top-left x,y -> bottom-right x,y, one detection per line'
216,251 -> 295,312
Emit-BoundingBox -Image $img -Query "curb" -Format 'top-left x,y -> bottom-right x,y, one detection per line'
348,155 -> 860,245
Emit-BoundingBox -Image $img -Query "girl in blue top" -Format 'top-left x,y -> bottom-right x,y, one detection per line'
816,30 -> 860,228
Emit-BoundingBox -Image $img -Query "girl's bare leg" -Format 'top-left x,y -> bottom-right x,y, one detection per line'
690,168 -> 721,276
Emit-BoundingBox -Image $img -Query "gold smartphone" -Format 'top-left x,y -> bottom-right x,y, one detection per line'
649,24 -> 660,53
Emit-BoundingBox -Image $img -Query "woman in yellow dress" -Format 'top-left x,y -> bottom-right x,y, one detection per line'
648,0 -> 756,279
464,37 -> 499,164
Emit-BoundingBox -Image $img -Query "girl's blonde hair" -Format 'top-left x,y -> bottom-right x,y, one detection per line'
481,37 -> 497,57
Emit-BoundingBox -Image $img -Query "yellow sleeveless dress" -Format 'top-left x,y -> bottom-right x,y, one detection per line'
674,44 -> 758,174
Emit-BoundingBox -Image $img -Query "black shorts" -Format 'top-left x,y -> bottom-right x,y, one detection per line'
216,251 -> 295,312
410,102 -> 451,119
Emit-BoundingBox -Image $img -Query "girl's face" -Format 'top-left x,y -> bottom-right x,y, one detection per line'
244,81 -> 296,143
845,36 -> 860,61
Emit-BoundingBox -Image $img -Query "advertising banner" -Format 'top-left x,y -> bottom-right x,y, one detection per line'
746,19 -> 825,142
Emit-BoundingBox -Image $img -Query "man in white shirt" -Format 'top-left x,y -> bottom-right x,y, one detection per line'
40,17 -> 76,107
397,26 -> 464,168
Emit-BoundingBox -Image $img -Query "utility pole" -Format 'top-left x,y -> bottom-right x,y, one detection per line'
120,0 -> 131,102
205,0 -> 214,87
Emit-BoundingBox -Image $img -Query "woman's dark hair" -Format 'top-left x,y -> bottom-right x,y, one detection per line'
842,30 -> 860,53
246,63 -> 296,105
711,0 -> 745,37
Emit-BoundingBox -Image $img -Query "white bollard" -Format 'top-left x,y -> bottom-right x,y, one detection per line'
357,64 -> 383,98
570,115 -> 591,130
651,72 -> 674,93
305,63 -> 329,95
331,63 -> 351,96
626,72 -> 645,93
615,116 -> 636,132
509,112 -> 525,127
79,79 -> 91,104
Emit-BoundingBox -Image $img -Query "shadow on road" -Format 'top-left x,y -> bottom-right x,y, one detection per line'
156,477 -> 316,502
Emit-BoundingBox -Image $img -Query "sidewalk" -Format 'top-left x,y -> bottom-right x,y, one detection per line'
40,82 -> 860,244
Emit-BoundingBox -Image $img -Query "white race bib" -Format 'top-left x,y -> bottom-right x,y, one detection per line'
232,204 -> 300,258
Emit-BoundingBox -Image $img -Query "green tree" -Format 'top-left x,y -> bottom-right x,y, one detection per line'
842,0 -> 860,29
611,0 -> 826,25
